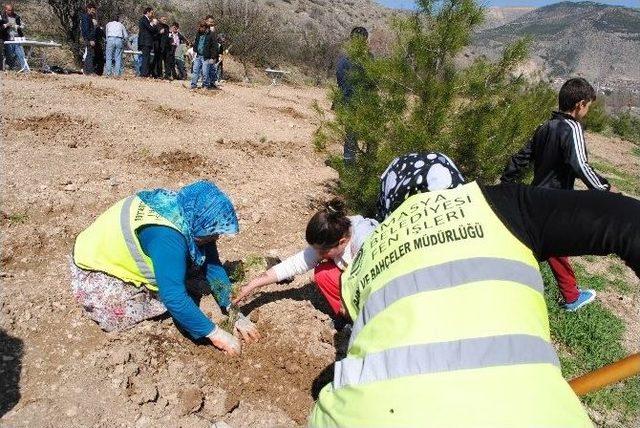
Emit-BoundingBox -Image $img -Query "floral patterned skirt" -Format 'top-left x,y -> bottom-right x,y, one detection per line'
69,259 -> 167,332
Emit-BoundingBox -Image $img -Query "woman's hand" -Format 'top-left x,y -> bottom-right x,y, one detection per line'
232,269 -> 279,305
208,326 -> 241,356
234,313 -> 261,343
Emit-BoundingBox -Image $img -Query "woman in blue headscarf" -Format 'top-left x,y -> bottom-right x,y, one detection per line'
71,180 -> 259,355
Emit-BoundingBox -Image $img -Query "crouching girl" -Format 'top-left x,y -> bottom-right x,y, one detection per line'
233,199 -> 378,318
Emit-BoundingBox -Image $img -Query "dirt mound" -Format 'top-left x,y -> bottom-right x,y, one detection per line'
142,149 -> 217,177
4,113 -> 95,148
64,82 -> 121,98
151,104 -> 195,122
231,139 -> 307,159
275,106 -> 307,120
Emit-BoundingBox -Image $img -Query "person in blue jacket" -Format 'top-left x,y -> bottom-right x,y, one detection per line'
71,180 -> 259,356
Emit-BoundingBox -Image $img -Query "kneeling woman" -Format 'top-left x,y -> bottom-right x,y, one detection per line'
71,180 -> 259,355
233,199 -> 378,317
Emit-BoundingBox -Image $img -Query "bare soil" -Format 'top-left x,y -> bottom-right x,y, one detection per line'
1,72 -> 338,427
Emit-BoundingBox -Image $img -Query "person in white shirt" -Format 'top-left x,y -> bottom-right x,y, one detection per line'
233,199 -> 378,318
104,14 -> 128,77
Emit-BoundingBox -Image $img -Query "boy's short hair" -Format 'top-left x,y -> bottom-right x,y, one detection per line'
172,22 -> 179,28
87,3 -> 97,10
559,78 -> 596,112
143,6 -> 153,14
350,26 -> 368,39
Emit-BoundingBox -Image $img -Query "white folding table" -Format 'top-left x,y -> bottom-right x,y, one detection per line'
265,68 -> 290,86
3,39 -> 62,72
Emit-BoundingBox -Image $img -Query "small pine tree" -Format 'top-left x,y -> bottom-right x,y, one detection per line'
583,99 -> 610,133
315,0 -> 555,216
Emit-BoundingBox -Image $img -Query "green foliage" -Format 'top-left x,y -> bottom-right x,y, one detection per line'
573,259 -> 633,295
590,160 -> 640,196
583,99 -> 609,133
5,211 -> 29,224
316,0 -> 555,215
610,112 -> 640,143
541,264 -> 640,423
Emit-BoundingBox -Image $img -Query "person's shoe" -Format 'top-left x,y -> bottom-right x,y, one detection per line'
564,289 -> 596,312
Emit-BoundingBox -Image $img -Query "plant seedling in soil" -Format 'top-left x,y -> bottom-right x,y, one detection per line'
219,284 -> 241,334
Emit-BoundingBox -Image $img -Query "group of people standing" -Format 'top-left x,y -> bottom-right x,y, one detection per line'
80,4 -> 225,88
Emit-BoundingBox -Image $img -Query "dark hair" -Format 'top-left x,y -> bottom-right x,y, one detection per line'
205,14 -> 214,21
197,21 -> 208,32
87,3 -> 97,10
172,22 -> 179,28
559,78 -> 596,112
143,7 -> 153,15
305,198 -> 351,248
350,26 -> 368,40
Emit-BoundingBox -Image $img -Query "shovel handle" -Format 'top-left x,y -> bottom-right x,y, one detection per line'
569,353 -> 640,396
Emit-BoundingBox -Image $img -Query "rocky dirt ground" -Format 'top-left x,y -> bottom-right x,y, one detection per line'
1,71 -> 639,427
0,72 -> 346,427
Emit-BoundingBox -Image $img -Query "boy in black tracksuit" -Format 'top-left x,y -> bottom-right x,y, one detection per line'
501,77 -> 612,311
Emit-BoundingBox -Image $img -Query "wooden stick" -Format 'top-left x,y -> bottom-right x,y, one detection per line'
569,353 -> 640,396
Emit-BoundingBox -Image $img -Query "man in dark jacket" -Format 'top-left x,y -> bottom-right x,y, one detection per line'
168,22 -> 187,80
501,77 -> 612,312
138,7 -> 157,78
2,3 -> 27,71
336,26 -> 372,164
153,16 -> 171,79
80,3 -> 97,74
190,21 -> 217,89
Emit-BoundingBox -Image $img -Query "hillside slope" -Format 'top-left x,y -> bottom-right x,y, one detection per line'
178,0 -> 400,37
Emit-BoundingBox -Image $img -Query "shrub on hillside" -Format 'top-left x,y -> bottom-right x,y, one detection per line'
611,111 -> 640,143
315,0 -> 555,216
583,99 -> 609,133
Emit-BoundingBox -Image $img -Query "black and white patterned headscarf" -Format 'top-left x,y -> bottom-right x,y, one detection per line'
376,152 -> 465,221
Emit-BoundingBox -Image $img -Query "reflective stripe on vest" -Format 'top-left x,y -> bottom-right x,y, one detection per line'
348,257 -> 543,349
120,196 -> 155,283
73,195 -> 178,290
334,333 -> 559,389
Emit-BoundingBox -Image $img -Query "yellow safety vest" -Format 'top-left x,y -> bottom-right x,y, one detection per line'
73,196 -> 179,292
310,182 -> 591,427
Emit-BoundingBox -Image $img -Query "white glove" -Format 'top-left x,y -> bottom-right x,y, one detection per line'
234,313 -> 261,343
207,326 -> 241,356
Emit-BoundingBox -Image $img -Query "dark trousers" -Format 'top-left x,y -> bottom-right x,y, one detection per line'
152,46 -> 163,78
84,43 -> 95,75
0,44 -> 4,71
163,48 -> 174,79
174,58 -> 186,80
140,45 -> 152,77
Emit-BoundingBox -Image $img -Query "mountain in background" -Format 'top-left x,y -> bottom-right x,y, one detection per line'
473,1 -> 640,86
480,7 -> 535,30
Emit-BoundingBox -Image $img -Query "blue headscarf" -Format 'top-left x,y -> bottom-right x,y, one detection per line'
137,180 -> 239,266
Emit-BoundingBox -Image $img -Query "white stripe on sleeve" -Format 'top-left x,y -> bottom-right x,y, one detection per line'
565,119 -> 607,190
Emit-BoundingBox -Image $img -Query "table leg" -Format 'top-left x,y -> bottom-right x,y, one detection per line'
19,45 -> 31,73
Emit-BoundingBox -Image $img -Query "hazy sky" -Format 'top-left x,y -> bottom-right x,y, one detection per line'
376,0 -> 639,8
